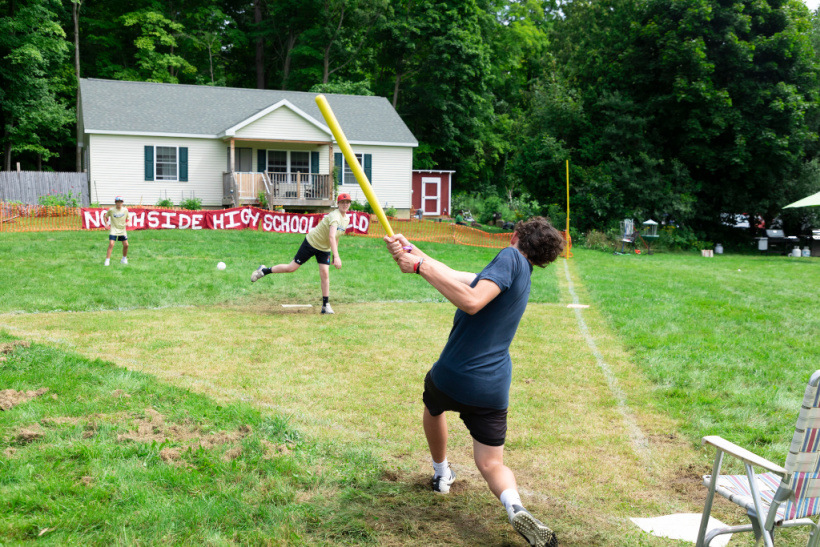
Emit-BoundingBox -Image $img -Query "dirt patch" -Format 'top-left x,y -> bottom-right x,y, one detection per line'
261,439 -> 291,458
0,340 -> 30,355
80,476 -> 94,487
4,447 -> 17,458
0,388 -> 49,411
668,462 -> 712,506
111,389 -> 131,398
222,447 -> 242,461
160,447 -> 181,462
116,408 -> 253,455
15,424 -> 45,443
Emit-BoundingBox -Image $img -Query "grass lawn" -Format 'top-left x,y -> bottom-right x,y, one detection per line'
1,230 -> 819,545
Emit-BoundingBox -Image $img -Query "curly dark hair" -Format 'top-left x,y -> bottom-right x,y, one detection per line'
514,217 -> 565,267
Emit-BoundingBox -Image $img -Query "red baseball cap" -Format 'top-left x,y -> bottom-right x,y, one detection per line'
337,193 -> 352,202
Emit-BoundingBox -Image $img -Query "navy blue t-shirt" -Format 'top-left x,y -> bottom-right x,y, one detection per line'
430,246 -> 533,410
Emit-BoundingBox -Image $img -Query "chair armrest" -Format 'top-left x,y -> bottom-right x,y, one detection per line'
702,436 -> 786,476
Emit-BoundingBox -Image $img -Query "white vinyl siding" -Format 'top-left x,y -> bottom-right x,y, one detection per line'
89,134 -> 225,206
234,107 -> 330,142
335,145 -> 412,209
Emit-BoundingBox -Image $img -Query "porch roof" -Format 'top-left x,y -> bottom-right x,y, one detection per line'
80,78 -> 418,146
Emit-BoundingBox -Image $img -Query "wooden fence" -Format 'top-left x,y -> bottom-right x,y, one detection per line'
0,171 -> 90,206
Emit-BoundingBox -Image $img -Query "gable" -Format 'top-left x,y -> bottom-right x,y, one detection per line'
232,103 -> 331,142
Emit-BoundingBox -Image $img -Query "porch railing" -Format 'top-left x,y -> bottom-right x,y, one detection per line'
226,172 -> 334,208
267,172 -> 332,201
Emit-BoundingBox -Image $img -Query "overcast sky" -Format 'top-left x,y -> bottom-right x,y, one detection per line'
807,0 -> 820,12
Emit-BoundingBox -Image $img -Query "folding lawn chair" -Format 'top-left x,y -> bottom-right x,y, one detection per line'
696,369 -> 820,547
615,219 -> 637,255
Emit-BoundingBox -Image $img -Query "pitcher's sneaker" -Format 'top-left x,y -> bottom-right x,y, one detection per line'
321,303 -> 334,315
508,505 -> 557,547
251,265 -> 267,283
121,257 -> 128,265
104,258 -> 110,266
432,467 -> 456,494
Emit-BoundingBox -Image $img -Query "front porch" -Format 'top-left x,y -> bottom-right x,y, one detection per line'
222,172 -> 334,209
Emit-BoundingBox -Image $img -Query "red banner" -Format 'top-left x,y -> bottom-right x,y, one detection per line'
81,206 -> 370,235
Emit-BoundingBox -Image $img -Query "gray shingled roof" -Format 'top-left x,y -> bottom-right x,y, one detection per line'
80,78 -> 417,145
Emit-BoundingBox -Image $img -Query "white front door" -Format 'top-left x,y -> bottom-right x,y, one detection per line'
423,177 -> 440,215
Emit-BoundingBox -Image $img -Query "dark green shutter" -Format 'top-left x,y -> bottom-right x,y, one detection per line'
364,154 -> 372,183
311,151 -> 319,174
334,153 -> 343,184
258,149 -> 266,172
144,146 -> 154,181
179,147 -> 188,181
226,147 -> 230,172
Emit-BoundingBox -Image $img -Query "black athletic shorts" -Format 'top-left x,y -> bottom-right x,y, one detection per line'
423,371 -> 508,447
293,238 -> 330,265
108,234 -> 127,241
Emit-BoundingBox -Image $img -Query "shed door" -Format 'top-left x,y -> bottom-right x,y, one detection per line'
423,177 -> 441,215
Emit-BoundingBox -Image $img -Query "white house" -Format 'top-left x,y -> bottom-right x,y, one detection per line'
78,78 -> 418,213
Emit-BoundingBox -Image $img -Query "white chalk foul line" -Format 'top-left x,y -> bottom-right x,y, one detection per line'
563,260 -> 650,465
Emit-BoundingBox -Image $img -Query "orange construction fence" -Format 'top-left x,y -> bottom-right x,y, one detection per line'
355,216 -> 572,254
0,203 -> 572,255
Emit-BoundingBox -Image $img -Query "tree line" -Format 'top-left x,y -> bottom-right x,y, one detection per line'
2,0 -> 819,238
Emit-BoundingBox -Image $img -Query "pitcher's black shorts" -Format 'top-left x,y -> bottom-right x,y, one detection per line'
293,238 -> 330,265
423,371 -> 507,447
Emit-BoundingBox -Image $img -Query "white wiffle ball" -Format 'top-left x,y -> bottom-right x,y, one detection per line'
217,262 -> 226,271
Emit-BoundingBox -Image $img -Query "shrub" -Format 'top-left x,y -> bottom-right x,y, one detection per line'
156,198 -> 174,208
583,229 -> 614,252
385,206 -> 397,217
257,191 -> 268,210
38,190 -> 80,208
180,197 -> 202,210
657,225 -> 706,252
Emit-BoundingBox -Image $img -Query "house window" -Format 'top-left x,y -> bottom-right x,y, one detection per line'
155,146 -> 178,181
267,151 -> 288,173
291,151 -> 309,174
342,154 -> 363,185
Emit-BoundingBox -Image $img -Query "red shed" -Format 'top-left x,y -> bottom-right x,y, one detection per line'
412,170 -> 454,218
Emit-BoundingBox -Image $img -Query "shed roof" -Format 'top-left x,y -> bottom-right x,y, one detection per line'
79,78 -> 418,146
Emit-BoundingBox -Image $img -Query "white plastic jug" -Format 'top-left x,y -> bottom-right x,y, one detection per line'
715,243 -> 723,254
803,247 -> 811,258
792,247 -> 802,257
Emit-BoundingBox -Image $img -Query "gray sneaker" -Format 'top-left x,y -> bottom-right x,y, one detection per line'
431,467 -> 456,494
321,303 -> 334,314
251,265 -> 266,283
509,505 -> 557,547
121,257 -> 128,265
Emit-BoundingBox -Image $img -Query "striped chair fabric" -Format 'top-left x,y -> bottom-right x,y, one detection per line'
703,380 -> 820,523
697,371 -> 820,547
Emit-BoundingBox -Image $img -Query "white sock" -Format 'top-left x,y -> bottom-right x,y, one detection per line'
432,458 -> 449,478
500,488 -> 522,517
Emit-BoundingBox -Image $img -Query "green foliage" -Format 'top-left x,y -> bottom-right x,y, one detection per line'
384,206 -> 397,217
657,225 -> 704,253
37,190 -> 80,208
155,198 -> 174,208
257,191 -> 268,210
180,197 -> 202,210
0,0 -> 73,169
582,229 -> 614,252
117,10 -> 196,83
309,80 -> 374,96
350,200 -> 373,214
